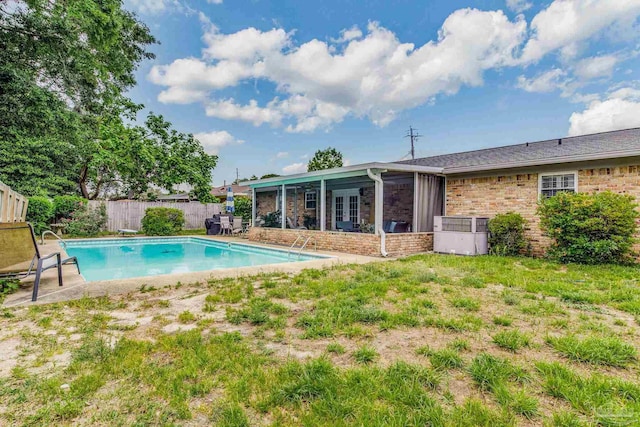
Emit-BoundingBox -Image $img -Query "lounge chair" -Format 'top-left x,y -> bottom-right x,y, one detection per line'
0,222 -> 80,301
287,217 -> 307,230
219,216 -> 232,235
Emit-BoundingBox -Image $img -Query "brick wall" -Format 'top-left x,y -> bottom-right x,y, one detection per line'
385,233 -> 433,257
446,164 -> 640,255
247,227 -> 434,257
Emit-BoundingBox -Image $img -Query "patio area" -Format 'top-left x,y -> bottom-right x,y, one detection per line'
243,163 -> 445,257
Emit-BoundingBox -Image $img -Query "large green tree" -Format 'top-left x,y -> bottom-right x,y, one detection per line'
0,0 -> 217,199
307,147 -> 344,172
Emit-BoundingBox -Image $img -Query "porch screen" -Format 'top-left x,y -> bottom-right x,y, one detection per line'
415,174 -> 444,232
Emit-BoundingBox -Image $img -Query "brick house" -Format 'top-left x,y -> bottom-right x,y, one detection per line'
242,127 -> 640,257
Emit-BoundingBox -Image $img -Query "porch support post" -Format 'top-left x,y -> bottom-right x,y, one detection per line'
373,175 -> 383,236
281,184 -> 286,229
320,179 -> 326,231
413,172 -> 418,233
375,179 -> 383,235
251,188 -> 257,227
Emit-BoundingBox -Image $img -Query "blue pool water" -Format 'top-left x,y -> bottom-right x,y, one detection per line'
64,237 -> 324,282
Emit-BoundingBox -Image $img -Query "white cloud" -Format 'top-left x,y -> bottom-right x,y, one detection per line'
574,55 -> 618,80
202,27 -> 289,61
506,0 -> 532,14
207,0 -> 223,4
276,151 -> 289,158
205,99 -> 284,126
126,0 -> 184,14
332,26 -> 363,43
148,58 -> 255,104
569,88 -> 640,135
516,68 -> 567,93
193,131 -> 244,154
520,0 -> 640,63
150,9 -> 526,132
282,162 -> 307,174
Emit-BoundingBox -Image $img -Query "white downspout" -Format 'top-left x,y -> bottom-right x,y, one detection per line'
379,228 -> 388,257
367,168 -> 388,257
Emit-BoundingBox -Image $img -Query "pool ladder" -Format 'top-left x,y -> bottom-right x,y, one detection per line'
41,230 -> 67,249
288,235 -> 316,259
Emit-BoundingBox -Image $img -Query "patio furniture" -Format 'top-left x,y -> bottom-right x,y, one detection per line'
232,217 -> 244,234
0,222 -> 80,302
219,216 -> 232,235
117,228 -> 138,236
287,217 -> 307,230
336,221 -> 360,232
205,215 -> 220,235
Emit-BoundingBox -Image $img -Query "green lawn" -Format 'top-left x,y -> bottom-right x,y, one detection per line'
1,255 -> 640,426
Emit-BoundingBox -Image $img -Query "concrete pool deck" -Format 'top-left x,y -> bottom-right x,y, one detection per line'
2,235 -> 386,307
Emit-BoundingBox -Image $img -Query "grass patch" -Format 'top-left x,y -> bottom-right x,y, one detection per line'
537,361 -> 640,422
493,330 -> 531,352
469,353 -> 528,391
352,345 -> 378,364
492,315 -> 513,326
326,343 -> 345,354
450,297 -> 480,311
546,335 -> 637,367
428,348 -> 464,370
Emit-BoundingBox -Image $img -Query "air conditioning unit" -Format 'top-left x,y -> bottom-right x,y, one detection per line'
433,216 -> 489,256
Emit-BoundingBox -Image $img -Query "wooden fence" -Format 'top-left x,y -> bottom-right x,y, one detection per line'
89,201 -> 222,231
0,181 -> 28,223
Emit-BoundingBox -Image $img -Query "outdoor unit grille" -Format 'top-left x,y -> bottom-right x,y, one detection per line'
433,216 -> 489,256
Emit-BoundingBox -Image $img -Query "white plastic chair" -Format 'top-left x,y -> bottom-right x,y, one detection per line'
219,216 -> 232,235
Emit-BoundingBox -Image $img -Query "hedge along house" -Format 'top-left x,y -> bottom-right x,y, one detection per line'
243,127 -> 640,257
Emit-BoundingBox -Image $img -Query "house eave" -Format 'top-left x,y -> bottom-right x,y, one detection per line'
442,150 -> 640,175
240,162 -> 444,188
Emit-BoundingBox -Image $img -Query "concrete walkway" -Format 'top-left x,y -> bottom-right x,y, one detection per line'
3,235 -> 384,307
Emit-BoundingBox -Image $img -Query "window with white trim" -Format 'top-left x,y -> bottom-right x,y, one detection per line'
539,173 -> 576,197
305,191 -> 317,209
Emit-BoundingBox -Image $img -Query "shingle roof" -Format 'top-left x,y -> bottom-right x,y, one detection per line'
211,184 -> 251,197
399,127 -> 640,172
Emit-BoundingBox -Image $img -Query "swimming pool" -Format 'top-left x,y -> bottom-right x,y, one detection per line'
64,237 -> 325,282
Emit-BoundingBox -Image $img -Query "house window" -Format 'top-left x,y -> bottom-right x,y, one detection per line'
305,191 -> 317,210
539,172 -> 577,197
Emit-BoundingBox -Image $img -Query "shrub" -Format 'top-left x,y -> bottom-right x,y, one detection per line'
538,191 -> 639,264
64,203 -> 107,237
141,207 -> 184,236
53,195 -> 87,221
26,196 -> 53,235
0,279 -> 19,304
233,196 -> 251,221
488,212 -> 528,256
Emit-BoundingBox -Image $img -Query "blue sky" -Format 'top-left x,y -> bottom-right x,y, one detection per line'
125,0 -> 640,185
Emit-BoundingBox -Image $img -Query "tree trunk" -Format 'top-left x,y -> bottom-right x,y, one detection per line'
79,165 -> 90,199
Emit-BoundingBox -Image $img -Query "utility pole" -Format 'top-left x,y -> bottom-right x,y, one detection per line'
404,126 -> 422,160
235,168 -> 239,184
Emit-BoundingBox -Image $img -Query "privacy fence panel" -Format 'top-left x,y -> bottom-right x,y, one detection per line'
0,181 -> 28,223
89,201 -> 222,231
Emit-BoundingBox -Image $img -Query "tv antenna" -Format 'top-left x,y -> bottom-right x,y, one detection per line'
404,126 -> 422,160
